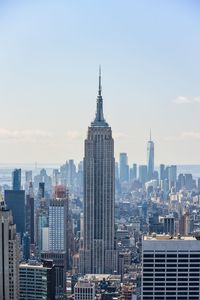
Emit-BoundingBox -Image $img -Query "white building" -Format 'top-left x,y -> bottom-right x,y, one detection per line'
48,187 -> 69,251
142,234 -> 200,300
74,279 -> 95,300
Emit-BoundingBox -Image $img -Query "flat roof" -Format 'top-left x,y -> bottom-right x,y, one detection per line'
144,234 -> 197,241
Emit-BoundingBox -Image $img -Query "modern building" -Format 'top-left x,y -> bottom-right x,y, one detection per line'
19,260 -> 55,300
26,182 -> 34,244
147,131 -> 154,181
79,69 -> 118,274
142,234 -> 200,300
4,189 -> 25,239
159,164 -> 165,181
48,185 -> 69,252
22,232 -> 30,261
0,200 -> 19,300
130,163 -> 137,181
12,168 -> 21,191
138,165 -> 148,185
119,153 -> 129,183
169,165 -> 177,189
41,251 -> 67,298
74,279 -> 95,300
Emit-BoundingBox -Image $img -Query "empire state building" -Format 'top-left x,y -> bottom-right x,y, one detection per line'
79,69 -> 118,274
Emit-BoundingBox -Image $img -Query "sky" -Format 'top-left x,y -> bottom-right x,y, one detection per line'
0,0 -> 200,165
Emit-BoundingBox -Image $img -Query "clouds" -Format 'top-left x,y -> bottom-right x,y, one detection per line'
66,130 -> 82,141
0,128 -> 53,143
165,131 -> 200,141
174,96 -> 200,104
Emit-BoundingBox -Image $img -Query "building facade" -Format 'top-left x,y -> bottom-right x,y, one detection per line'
19,260 -> 55,300
79,69 -> 117,274
74,279 -> 95,300
0,201 -> 19,300
142,234 -> 200,300
48,186 -> 69,252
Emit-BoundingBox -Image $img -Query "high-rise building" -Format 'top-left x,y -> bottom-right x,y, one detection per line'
79,69 -> 118,274
25,170 -> 32,193
74,279 -> 95,300
22,232 -> 31,261
147,131 -> 154,181
4,189 -> 25,239
0,200 -> 19,300
19,260 -> 55,300
129,163 -> 137,181
138,165 -> 148,185
142,234 -> 200,300
48,186 -> 69,252
41,251 -> 67,298
119,153 -> 129,182
162,214 -> 175,235
26,182 -> 34,244
12,168 -> 21,191
169,165 -> 177,189
159,164 -> 165,181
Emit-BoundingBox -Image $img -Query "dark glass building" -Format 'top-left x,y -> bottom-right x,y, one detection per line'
12,168 -> 21,191
5,190 -> 25,239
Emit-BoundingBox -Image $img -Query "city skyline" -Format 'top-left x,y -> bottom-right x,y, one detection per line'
0,1 -> 200,164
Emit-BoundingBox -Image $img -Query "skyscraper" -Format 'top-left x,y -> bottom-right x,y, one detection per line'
147,131 -> 154,181
12,168 -> 21,191
119,153 -> 129,183
26,182 -> 34,244
5,189 -> 25,239
79,69 -> 117,274
0,200 -> 19,300
48,185 -> 69,252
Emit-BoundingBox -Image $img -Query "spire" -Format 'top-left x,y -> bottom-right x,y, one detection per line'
98,65 -> 102,96
150,129 -> 152,141
91,66 -> 108,127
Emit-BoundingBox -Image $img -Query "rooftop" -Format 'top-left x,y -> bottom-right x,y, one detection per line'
144,234 -> 197,241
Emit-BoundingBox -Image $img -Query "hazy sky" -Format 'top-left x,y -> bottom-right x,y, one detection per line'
0,0 -> 200,165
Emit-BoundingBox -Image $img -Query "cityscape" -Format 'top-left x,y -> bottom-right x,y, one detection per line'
1,1 -> 200,300
1,70 -> 200,300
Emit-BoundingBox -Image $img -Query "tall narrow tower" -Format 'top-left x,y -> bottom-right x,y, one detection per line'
147,130 -> 154,181
79,68 -> 117,274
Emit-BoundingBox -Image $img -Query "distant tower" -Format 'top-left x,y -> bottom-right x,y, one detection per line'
12,168 -> 21,191
0,200 -> 19,300
79,68 -> 117,274
25,182 -> 34,244
119,153 -> 129,182
147,130 -> 154,181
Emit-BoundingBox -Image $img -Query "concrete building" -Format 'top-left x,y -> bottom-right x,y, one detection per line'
74,279 -> 95,300
79,69 -> 118,274
142,234 -> 200,300
0,200 -> 19,300
19,260 -> 55,300
162,214 -> 175,235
